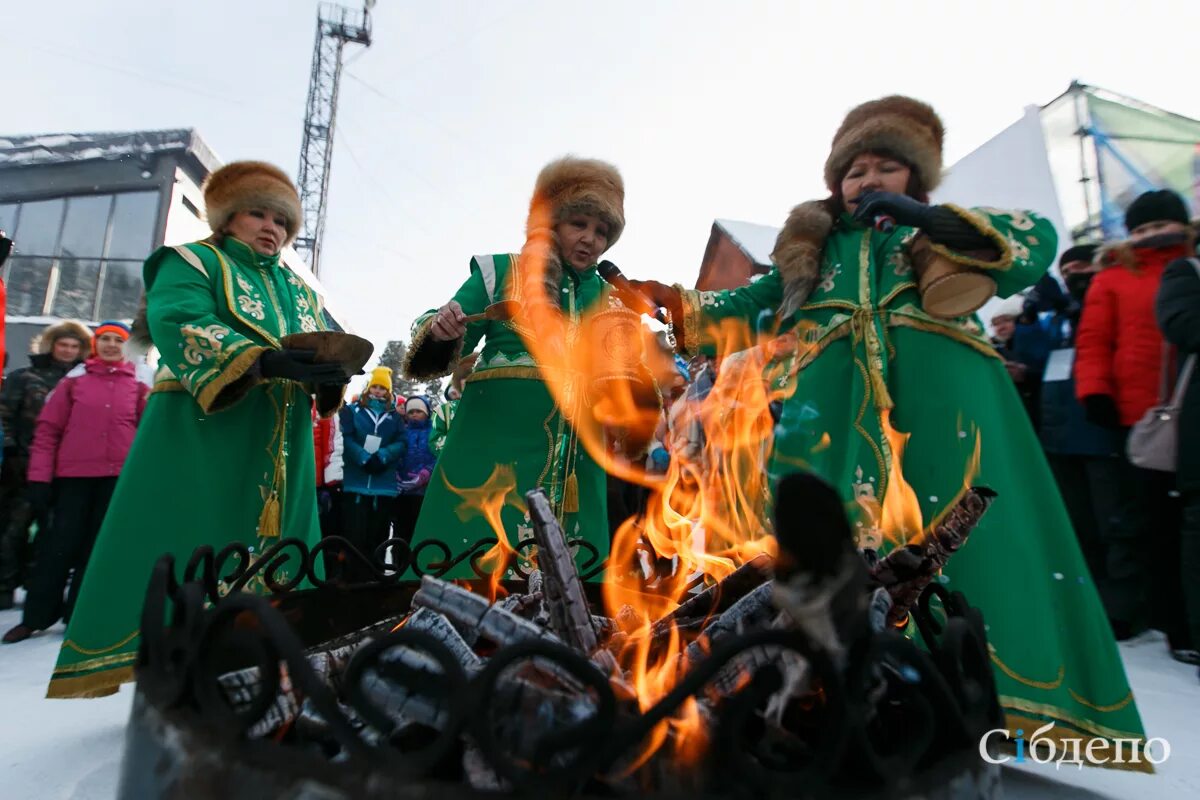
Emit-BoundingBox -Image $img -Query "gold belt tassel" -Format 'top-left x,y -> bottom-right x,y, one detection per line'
258,491 -> 282,537
563,472 -> 579,514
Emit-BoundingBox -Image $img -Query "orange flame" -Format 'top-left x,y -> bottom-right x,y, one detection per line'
879,408 -> 923,546
497,244 -> 804,769
444,463 -> 526,602
444,238 -> 987,771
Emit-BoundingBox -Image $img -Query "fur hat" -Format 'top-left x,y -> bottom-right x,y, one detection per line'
366,366 -> 393,395
203,161 -> 302,245
36,320 -> 92,354
769,96 -> 945,319
824,96 -> 945,193
517,157 -> 626,349
1124,189 -> 1189,233
527,156 -> 625,248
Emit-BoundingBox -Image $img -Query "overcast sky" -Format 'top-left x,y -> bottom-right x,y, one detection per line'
5,0 -> 1197,362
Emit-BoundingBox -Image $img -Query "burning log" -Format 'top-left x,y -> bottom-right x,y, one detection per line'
868,487 -> 997,627
683,582 -> 775,665
218,639 -> 366,739
651,552 -> 774,637
526,489 -> 600,654
358,641 -> 462,731
412,574 -> 563,649
403,607 -> 485,673
498,589 -> 545,619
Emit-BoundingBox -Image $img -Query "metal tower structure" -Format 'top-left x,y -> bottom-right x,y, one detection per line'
295,1 -> 373,277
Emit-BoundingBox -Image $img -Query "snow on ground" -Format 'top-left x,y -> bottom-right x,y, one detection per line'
2,604 -> 1197,799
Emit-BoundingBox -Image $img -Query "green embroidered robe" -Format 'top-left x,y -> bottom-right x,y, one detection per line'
48,237 -> 335,699
678,207 -> 1149,764
404,253 -> 610,580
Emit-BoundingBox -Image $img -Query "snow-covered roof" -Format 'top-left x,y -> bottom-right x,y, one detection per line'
714,218 -> 780,267
0,129 -> 221,173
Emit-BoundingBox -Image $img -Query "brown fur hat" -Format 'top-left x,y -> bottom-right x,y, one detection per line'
824,96 -> 945,193
35,320 -> 92,354
203,161 -> 302,245
526,156 -> 625,248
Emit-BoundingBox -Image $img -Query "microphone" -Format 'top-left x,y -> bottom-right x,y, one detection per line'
852,193 -> 895,232
597,261 -> 671,324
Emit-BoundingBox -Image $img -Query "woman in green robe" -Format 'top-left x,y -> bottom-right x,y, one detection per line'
48,162 -> 349,698
635,97 -> 1148,766
403,157 -> 631,580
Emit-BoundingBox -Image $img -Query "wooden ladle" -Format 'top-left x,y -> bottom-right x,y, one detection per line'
461,300 -> 522,324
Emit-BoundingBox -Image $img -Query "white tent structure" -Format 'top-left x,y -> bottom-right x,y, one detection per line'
936,82 -> 1200,252
935,83 -> 1200,326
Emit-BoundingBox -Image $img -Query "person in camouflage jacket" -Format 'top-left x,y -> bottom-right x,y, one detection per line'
0,320 -> 90,609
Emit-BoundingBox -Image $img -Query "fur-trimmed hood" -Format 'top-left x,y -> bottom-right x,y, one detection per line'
1096,232 -> 1193,272
34,320 -> 92,354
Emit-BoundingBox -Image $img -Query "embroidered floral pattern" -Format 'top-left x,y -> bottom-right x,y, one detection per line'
888,248 -> 912,277
851,466 -> 884,549
230,273 -> 266,321
238,295 -> 266,320
1006,231 -> 1031,261
977,207 -> 1034,231
235,274 -> 268,320
180,324 -> 231,366
817,262 -> 843,293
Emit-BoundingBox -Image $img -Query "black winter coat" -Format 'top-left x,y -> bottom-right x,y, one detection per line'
1156,257 -> 1200,491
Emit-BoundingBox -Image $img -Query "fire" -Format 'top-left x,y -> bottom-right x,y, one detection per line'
595,317 -> 789,769
443,463 -> 526,601
489,245 -> 792,767
454,241 -> 984,770
879,408 -> 923,545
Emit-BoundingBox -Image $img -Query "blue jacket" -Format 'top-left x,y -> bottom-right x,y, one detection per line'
399,397 -> 437,496
339,398 -> 406,497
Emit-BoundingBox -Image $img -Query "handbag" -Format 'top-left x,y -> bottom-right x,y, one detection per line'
1126,258 -> 1200,471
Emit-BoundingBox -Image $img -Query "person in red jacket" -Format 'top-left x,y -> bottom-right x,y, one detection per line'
1074,188 -> 1197,660
3,321 -> 148,643
312,404 -> 343,541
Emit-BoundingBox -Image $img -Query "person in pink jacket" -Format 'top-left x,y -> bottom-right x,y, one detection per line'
3,321 -> 148,643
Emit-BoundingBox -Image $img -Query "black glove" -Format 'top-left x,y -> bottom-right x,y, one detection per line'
0,235 -> 12,269
26,482 -> 53,515
1083,394 -> 1122,429
258,349 -> 350,386
362,453 -> 389,474
852,191 -> 936,230
853,192 -> 996,251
